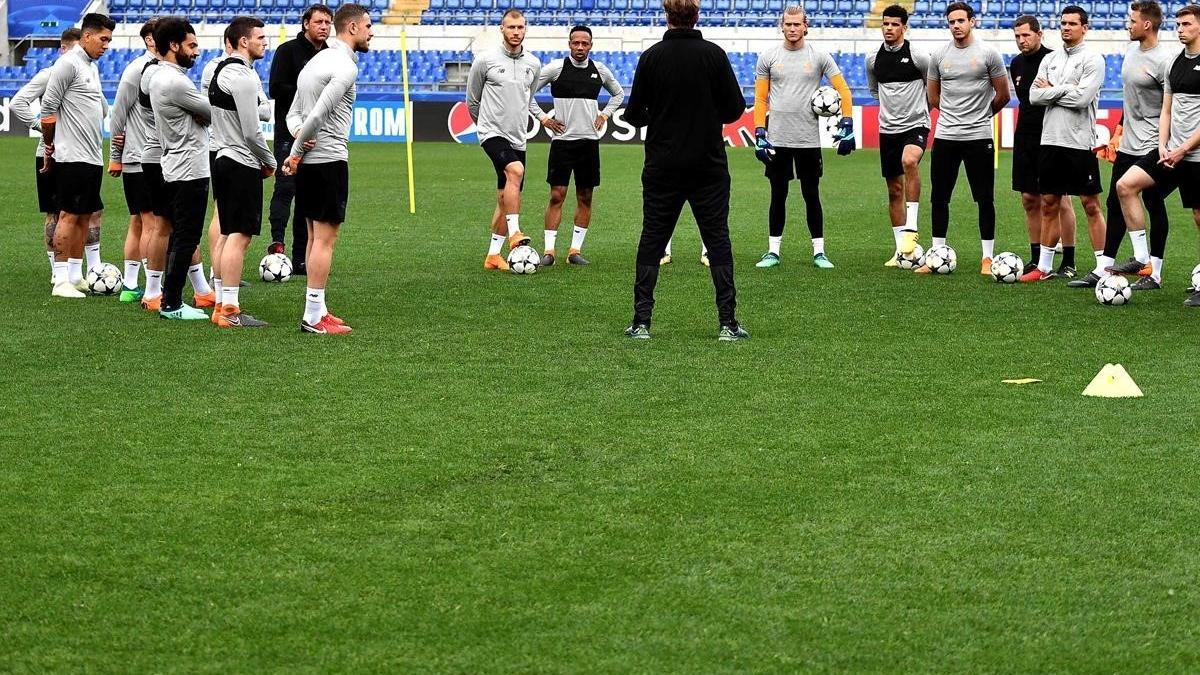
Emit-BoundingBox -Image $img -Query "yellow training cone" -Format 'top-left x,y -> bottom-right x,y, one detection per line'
1082,363 -> 1144,398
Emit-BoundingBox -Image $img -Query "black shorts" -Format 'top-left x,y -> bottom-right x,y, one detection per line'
121,169 -> 154,215
1133,152 -> 1200,209
162,178 -> 209,232
482,136 -> 526,191
547,139 -> 601,189
879,127 -> 928,178
141,162 -> 169,217
54,161 -> 103,215
209,150 -> 218,180
295,160 -> 348,225
1011,133 -> 1041,194
931,137 -> 994,204
35,156 -> 56,214
213,156 -> 264,236
1038,145 -> 1102,196
765,146 -> 823,181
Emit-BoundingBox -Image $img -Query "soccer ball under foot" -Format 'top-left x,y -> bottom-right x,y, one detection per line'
896,243 -> 925,270
925,245 -> 957,274
260,253 -> 293,282
86,263 -> 122,295
991,252 -> 1023,283
508,245 -> 540,275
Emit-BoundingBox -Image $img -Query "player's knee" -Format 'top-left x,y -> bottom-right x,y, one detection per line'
1082,198 -> 1103,217
548,188 -> 567,205
1115,179 -> 1138,200
505,163 -> 524,182
901,154 -> 920,172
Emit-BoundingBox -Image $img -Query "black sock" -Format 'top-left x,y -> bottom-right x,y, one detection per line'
1062,246 -> 1076,269
1030,243 -> 1041,262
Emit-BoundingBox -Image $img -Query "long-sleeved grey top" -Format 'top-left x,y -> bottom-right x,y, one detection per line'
529,56 -> 624,142
466,47 -> 542,150
149,60 -> 213,182
1029,42 -> 1104,151
38,44 -> 107,166
286,36 -> 359,164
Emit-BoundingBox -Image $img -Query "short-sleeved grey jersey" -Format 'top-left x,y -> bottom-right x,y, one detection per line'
11,66 -> 52,159
1029,42 -> 1104,151
928,38 -> 1007,141
1119,42 -> 1177,155
866,42 -> 930,134
149,61 -> 213,182
466,47 -> 542,150
530,57 -> 625,142
109,51 -> 155,171
755,43 -> 841,148
287,36 -> 359,164
210,55 -> 276,171
1164,50 -> 1200,163
139,60 -> 163,164
38,45 -> 107,166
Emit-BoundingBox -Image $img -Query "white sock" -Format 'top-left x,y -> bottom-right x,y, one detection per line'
1038,246 -> 1056,273
505,214 -> 520,237
1094,254 -> 1115,276
891,226 -> 904,249
812,237 -> 825,255
981,239 -> 995,260
221,285 -> 239,309
84,243 -> 101,271
141,257 -> 148,269
1129,230 -> 1149,263
67,258 -> 84,284
904,201 -> 919,231
145,269 -> 163,299
1151,256 -> 1164,281
47,251 -> 56,275
769,235 -> 782,255
701,243 -> 708,257
544,229 -> 557,252
53,261 -> 68,285
488,233 -> 504,256
303,287 -> 325,325
320,295 -> 329,316
571,225 -> 587,251
122,260 -> 141,289
665,239 -> 673,256
932,236 -> 947,249
188,263 -> 212,295
213,279 -> 223,302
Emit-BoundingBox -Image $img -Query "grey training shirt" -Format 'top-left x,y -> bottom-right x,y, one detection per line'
928,38 -> 1006,141
1029,42 -> 1104,151
866,42 -> 931,134
1119,42 -> 1177,156
1164,50 -> 1200,163
109,51 -> 155,171
287,36 -> 359,164
38,44 -> 107,166
149,61 -> 213,182
755,43 -> 841,148
466,47 -> 542,151
140,60 -> 163,164
530,57 -> 625,142
211,54 -> 276,170
11,66 -> 51,159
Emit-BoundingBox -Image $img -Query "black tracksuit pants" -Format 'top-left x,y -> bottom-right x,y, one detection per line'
633,169 -> 737,327
162,178 -> 209,311
268,136 -> 308,267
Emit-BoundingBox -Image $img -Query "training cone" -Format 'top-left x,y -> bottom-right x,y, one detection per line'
1082,363 -> 1144,398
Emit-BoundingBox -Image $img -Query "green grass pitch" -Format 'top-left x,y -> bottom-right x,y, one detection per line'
3,136 -> 1200,671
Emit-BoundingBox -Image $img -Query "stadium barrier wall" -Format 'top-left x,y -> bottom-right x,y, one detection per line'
0,92 -> 1126,149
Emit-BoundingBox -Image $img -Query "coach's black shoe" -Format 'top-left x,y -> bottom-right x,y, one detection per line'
267,241 -> 285,255
624,323 -> 651,340
718,324 -> 750,342
1066,271 -> 1102,288
540,251 -> 556,267
293,262 -> 307,276
1186,291 -> 1200,307
1131,276 -> 1162,291
1108,257 -> 1148,275
1055,265 -> 1077,280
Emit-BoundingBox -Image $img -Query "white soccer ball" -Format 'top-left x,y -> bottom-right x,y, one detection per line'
1190,262 -> 1200,290
85,263 -> 122,295
991,251 -> 1023,284
810,85 -> 841,118
508,245 -> 540,275
925,245 -> 957,274
896,243 -> 925,270
259,253 -> 292,283
1095,274 -> 1132,305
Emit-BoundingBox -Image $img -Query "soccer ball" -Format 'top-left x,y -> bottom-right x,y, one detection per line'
925,245 -> 957,274
259,253 -> 292,282
990,252 -> 1023,283
85,263 -> 122,295
810,85 -> 841,118
896,243 -> 925,270
1190,262 -> 1200,290
508,245 -> 540,275
1096,274 -> 1132,305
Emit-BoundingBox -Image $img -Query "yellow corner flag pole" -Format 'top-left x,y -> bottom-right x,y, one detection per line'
400,23 -> 416,214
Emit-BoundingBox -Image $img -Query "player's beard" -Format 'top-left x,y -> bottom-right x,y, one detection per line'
178,52 -> 196,69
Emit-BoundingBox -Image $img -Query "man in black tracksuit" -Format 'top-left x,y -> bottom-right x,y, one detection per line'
623,0 -> 748,341
266,4 -> 330,272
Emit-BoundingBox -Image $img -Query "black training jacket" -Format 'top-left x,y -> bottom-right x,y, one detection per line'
268,33 -> 326,143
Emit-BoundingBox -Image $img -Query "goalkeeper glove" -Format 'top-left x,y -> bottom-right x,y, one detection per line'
754,127 -> 775,164
835,117 -> 855,156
